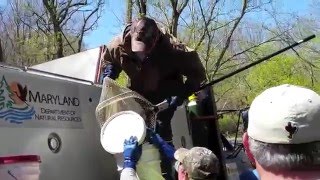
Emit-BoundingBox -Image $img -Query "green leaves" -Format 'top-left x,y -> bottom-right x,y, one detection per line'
0,76 -> 14,110
0,103 -> 4,111
246,55 -> 316,102
214,54 -> 320,109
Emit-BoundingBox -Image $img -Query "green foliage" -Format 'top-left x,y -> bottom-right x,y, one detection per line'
219,114 -> 240,136
214,74 -> 249,109
217,54 -> 320,133
246,55 -> 319,102
0,88 -> 4,108
3,32 -> 80,66
215,54 -> 320,117
19,34 -> 56,65
0,77 -> 14,110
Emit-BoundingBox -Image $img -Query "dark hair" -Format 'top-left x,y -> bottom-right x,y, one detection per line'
241,110 -> 249,131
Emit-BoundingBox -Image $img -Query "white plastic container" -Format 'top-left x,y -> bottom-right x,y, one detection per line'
100,111 -> 147,154
0,155 -> 41,180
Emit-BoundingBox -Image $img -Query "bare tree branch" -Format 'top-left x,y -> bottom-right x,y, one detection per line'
194,0 -> 219,51
177,0 -> 189,14
126,0 -> 133,23
212,0 -> 248,75
77,2 -> 101,52
169,0 -> 190,36
61,30 -> 76,53
223,37 -> 281,62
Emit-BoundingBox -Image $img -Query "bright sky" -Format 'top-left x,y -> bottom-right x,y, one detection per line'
0,0 -> 314,49
83,0 -> 125,49
84,0 -> 314,49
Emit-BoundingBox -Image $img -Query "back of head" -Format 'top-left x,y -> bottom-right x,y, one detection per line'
175,147 -> 220,179
247,84 -> 320,171
241,110 -> 249,132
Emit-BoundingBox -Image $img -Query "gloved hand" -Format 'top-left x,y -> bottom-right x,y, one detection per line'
103,64 -> 121,80
166,96 -> 185,111
147,128 -> 175,161
123,136 -> 142,170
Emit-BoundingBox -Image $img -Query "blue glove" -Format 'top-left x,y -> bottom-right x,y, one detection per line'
103,64 -> 121,80
166,96 -> 185,111
123,136 -> 142,169
147,128 -> 175,161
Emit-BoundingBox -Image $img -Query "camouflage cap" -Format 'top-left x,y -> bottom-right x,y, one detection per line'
174,147 -> 220,179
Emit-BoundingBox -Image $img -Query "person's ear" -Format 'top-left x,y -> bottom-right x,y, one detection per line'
244,133 -> 256,168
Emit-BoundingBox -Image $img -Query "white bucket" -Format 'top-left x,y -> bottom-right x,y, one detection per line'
100,111 -> 146,154
0,155 -> 41,180
136,143 -> 164,180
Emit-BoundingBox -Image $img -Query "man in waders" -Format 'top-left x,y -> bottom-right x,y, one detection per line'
100,16 -> 206,179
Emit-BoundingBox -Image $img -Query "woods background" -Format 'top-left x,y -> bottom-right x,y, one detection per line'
1,0 -> 320,135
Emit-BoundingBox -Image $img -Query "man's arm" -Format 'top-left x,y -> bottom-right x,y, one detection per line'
163,45 -> 206,110
176,50 -> 207,98
100,36 -> 123,80
163,30 -> 206,96
147,128 -> 175,161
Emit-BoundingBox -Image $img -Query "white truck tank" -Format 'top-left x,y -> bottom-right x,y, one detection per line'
0,65 -> 119,179
0,52 -> 193,179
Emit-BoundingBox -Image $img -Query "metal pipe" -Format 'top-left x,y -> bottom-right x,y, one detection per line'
153,35 -> 315,113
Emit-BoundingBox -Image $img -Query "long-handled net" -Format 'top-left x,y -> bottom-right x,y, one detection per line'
95,77 -> 158,129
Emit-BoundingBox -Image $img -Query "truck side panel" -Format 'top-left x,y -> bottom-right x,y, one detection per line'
0,67 -> 118,180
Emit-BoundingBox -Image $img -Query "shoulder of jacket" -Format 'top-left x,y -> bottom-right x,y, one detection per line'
107,34 -> 123,50
158,26 -> 195,52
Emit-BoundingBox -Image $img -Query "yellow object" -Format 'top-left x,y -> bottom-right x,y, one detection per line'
188,94 -> 197,101
136,143 -> 164,180
136,161 -> 164,180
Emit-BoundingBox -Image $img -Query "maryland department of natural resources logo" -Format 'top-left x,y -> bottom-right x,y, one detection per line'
0,76 -> 35,124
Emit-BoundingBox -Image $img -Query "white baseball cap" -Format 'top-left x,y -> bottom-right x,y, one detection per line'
248,84 -> 320,144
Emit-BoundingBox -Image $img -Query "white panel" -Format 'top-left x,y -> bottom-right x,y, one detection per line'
0,66 -> 118,180
171,106 -> 193,149
31,48 -> 101,82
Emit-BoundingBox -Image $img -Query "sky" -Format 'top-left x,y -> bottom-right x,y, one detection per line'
84,0 -> 314,49
0,0 -> 315,49
83,0 -> 126,49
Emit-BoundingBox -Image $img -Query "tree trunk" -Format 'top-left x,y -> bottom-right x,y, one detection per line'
169,0 -> 189,37
171,12 -> 179,37
42,0 -> 64,58
136,0 -> 147,17
140,0 -> 147,15
126,0 -> 133,23
0,39 -> 4,63
54,28 -> 64,58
